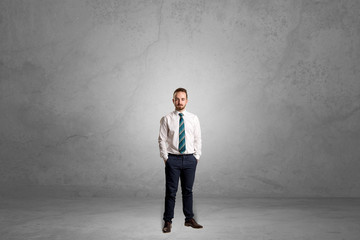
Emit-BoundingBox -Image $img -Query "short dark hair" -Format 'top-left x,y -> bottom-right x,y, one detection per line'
173,88 -> 188,99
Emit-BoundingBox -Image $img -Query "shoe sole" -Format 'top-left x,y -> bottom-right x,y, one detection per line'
184,223 -> 203,228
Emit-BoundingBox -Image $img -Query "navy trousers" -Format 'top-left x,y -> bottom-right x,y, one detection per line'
163,153 -> 197,222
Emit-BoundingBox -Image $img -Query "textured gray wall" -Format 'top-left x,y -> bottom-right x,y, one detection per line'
1,0 -> 360,198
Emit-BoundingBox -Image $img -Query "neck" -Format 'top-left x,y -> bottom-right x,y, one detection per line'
176,109 -> 185,113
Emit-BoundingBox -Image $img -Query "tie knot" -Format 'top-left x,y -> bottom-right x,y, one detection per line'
179,113 -> 183,117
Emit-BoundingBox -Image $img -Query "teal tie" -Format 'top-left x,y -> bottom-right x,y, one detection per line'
179,113 -> 186,153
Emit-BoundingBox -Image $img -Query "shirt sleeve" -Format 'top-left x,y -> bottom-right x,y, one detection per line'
193,115 -> 202,160
158,116 -> 168,160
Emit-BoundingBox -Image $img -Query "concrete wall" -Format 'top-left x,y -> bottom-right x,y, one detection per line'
1,0 -> 360,198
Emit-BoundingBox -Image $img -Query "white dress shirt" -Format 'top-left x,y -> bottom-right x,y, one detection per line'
158,110 -> 202,160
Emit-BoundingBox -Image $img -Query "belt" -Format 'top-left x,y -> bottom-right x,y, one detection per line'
168,153 -> 194,156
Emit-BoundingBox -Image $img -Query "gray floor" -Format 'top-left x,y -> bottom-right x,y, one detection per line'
1,196 -> 360,240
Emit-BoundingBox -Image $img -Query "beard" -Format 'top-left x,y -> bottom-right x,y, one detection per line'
176,105 -> 186,111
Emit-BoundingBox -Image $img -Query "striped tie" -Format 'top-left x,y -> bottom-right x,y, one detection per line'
179,113 -> 186,153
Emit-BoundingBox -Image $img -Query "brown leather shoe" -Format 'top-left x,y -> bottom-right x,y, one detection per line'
162,221 -> 172,233
184,218 -> 203,229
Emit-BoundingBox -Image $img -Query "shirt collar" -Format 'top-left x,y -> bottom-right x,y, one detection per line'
174,110 -> 187,116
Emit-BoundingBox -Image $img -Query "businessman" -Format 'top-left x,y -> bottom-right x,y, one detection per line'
158,87 -> 203,233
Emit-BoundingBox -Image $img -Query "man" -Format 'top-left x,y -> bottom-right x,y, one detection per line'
158,87 -> 203,233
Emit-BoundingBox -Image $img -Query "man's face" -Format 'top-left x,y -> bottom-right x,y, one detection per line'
173,91 -> 188,112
